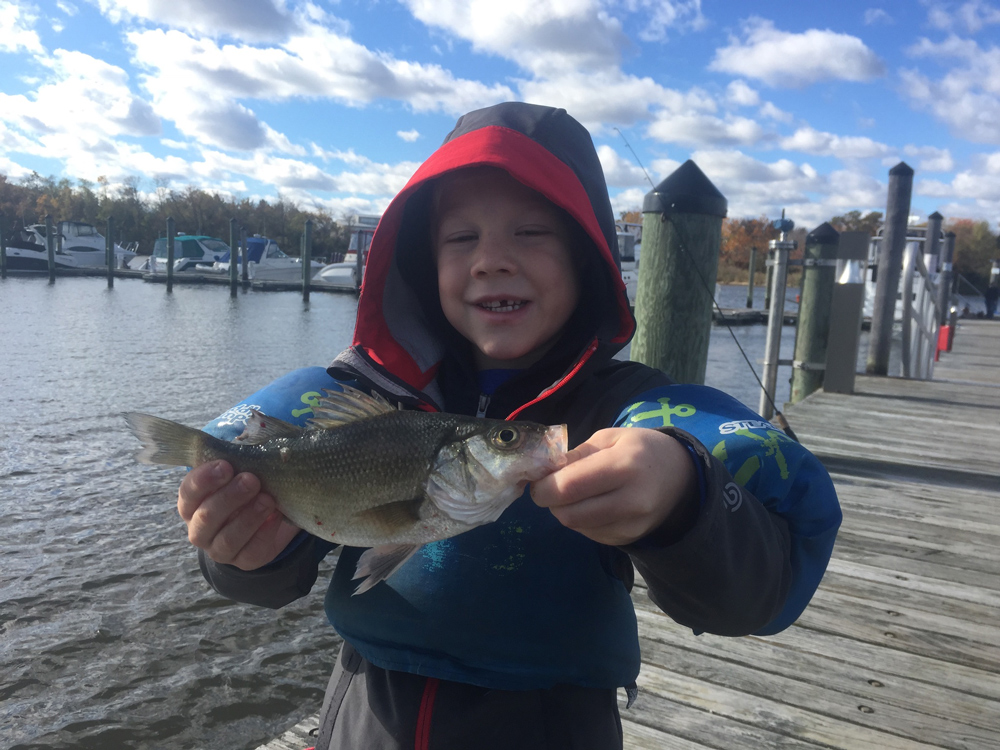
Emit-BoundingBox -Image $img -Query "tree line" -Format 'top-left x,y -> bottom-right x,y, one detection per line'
0,173 -> 356,262
622,208 -> 997,293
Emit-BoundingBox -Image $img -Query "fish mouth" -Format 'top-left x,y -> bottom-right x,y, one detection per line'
527,424 -> 568,479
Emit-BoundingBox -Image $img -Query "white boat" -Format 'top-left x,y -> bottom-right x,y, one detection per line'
315,216 -> 379,290
210,235 -> 323,282
3,221 -> 135,270
863,226 -> 944,322
144,233 -> 232,273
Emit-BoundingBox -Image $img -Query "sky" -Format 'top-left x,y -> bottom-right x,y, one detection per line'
2,0 -> 1000,232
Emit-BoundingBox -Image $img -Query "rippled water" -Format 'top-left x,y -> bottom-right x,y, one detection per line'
0,276 -> 851,750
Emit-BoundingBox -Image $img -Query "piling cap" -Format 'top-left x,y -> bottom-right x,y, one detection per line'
889,161 -> 914,176
807,222 -> 839,244
643,160 -> 728,217
928,211 -> 943,220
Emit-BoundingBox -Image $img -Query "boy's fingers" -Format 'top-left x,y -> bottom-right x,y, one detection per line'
531,446 -> 627,509
207,493 -> 280,564
178,460 -> 233,521
186,472 -> 263,550
229,517 -> 302,571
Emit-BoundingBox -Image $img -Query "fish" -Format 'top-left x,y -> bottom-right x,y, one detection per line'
124,385 -> 567,593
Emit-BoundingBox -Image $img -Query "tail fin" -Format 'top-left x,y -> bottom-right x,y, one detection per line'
123,412 -> 228,467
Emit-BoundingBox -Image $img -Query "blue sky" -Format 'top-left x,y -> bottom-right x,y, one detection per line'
2,0 -> 1000,230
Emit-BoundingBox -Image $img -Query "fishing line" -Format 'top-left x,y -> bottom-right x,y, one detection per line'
663,215 -> 798,442
613,129 -> 798,441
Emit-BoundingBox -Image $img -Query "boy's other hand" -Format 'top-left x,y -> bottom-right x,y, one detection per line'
177,461 -> 302,570
530,428 -> 697,547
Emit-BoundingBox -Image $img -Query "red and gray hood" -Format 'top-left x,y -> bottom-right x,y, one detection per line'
331,102 -> 635,410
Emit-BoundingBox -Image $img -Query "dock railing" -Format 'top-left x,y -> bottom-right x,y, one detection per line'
900,243 -> 940,380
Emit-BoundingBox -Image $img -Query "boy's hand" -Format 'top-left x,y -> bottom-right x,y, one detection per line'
177,460 -> 302,570
530,428 -> 697,547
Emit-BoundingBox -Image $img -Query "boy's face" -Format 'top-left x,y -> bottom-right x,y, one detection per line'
433,167 -> 580,370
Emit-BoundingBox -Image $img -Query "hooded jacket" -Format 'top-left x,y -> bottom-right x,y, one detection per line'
198,103 -> 841,694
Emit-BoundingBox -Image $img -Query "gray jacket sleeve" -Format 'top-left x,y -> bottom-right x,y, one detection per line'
621,427 -> 792,637
198,534 -> 325,610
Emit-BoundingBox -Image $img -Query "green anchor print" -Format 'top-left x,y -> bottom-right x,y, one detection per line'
621,398 -> 696,428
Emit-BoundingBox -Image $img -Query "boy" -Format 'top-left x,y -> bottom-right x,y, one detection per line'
179,102 -> 841,749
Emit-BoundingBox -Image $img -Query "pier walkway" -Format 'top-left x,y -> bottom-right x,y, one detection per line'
260,318 -> 1000,750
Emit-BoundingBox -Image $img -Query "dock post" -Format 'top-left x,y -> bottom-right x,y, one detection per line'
106,216 -> 115,288
166,217 -> 175,293
747,246 -> 757,308
241,228 -> 248,282
867,162 -> 914,375
937,231 -> 956,325
790,223 -> 839,403
631,160 -> 727,384
229,219 -> 238,297
302,219 -> 313,302
764,248 -> 773,311
759,221 -> 796,418
0,214 -> 6,280
45,214 -> 56,283
925,211 -> 943,272
823,232 -> 869,394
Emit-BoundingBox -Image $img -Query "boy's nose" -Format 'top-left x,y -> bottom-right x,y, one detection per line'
471,233 -> 516,275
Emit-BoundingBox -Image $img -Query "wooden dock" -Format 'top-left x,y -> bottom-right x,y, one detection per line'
260,318 -> 1000,750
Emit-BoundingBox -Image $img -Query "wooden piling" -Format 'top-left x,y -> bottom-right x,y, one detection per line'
241,227 -> 249,282
229,219 -> 238,297
925,211 -> 943,272
746,246 -> 757,308
106,216 -> 115,288
867,162 -> 914,375
45,215 -> 56,283
302,219 -> 313,302
790,223 -> 839,404
0,214 -> 7,280
166,217 -> 175,293
632,160 -> 727,385
937,231 -> 956,325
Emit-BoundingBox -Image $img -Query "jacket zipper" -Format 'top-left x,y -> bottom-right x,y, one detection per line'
476,393 -> 490,418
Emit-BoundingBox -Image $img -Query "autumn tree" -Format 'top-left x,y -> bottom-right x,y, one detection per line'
947,219 -> 998,292
720,216 -> 777,270
830,210 -> 883,236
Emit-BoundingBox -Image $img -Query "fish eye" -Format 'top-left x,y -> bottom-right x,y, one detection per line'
490,426 -> 523,450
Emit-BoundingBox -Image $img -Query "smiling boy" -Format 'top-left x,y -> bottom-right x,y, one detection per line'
179,102 -> 841,749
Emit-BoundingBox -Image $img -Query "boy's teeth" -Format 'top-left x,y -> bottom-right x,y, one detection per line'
480,300 -> 525,312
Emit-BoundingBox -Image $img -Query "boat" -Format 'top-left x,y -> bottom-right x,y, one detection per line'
2,221 -> 136,271
315,216 -> 379,291
144,234 -> 233,273
616,221 -> 640,307
209,235 -> 323,282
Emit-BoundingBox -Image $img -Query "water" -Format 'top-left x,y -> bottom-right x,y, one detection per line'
0,277 -> 853,750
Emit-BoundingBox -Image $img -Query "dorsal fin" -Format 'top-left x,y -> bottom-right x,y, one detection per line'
235,410 -> 302,444
306,384 -> 397,429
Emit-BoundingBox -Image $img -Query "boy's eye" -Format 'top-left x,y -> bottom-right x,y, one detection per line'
444,232 -> 477,244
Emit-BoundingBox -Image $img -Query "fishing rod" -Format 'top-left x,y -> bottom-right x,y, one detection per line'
613,128 -> 798,442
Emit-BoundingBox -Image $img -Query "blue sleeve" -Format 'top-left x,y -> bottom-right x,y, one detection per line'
614,384 -> 841,635
197,367 -> 345,606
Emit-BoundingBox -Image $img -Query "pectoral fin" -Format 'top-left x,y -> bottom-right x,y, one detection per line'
352,544 -> 421,595
352,499 -> 424,535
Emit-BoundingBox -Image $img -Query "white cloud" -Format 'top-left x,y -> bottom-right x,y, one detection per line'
758,101 -> 792,123
397,129 -> 420,142
901,36 -> 1000,143
0,2 -> 44,54
903,145 -> 954,172
401,0 -> 626,77
126,25 -> 514,151
863,8 -> 892,25
709,17 -> 885,87
647,111 -> 769,148
925,1 -> 1000,34
626,0 -> 707,42
726,80 -> 760,107
94,0 -> 299,42
781,127 -> 891,159
597,144 -> 651,188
